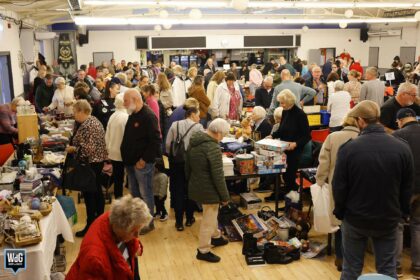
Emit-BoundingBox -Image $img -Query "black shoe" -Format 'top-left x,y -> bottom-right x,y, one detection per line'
264,193 -> 285,202
263,243 -> 293,264
186,217 -> 195,227
242,233 -> 263,256
75,225 -> 90,238
140,223 -> 155,235
176,223 -> 184,231
196,250 -> 221,263
254,186 -> 272,193
211,236 -> 229,247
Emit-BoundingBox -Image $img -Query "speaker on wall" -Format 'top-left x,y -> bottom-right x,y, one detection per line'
360,28 -> 368,42
136,37 -> 149,50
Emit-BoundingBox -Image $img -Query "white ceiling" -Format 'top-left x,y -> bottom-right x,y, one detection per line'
0,0 -> 419,26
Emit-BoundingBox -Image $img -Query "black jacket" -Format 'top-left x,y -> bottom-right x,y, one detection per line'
393,121 -> 420,194
120,105 -> 161,165
380,97 -> 420,131
272,105 -> 310,151
255,87 -> 274,109
92,98 -> 115,130
255,119 -> 272,139
332,124 -> 414,230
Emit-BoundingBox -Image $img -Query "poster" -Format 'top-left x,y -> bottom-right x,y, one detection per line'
57,33 -> 74,69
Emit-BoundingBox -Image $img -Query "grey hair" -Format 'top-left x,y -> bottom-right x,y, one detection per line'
54,76 -> 65,85
334,80 -> 345,91
125,69 -> 134,76
125,88 -> 142,100
397,82 -> 418,96
264,76 -> 273,83
366,67 -> 378,77
208,118 -> 230,136
114,94 -> 126,110
11,96 -> 25,106
277,89 -> 296,106
252,106 -> 267,120
273,107 -> 284,121
115,72 -> 127,84
109,195 -> 152,232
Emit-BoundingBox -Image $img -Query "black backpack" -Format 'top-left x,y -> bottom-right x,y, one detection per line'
170,122 -> 198,163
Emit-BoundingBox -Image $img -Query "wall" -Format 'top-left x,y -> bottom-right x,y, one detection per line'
0,19 -> 24,96
368,24 -> 418,69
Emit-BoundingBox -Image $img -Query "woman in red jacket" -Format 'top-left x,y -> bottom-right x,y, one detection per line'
66,195 -> 152,280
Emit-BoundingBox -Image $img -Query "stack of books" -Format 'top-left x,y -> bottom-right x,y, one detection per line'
253,139 -> 288,174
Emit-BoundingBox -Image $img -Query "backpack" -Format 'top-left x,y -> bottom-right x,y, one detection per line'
170,122 -> 198,163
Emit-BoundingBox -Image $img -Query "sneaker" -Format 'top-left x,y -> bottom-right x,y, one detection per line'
335,258 -> 343,272
140,224 -> 155,235
412,267 -> 420,279
176,223 -> 184,231
397,266 -> 403,278
254,186 -> 273,193
211,236 -> 229,247
159,213 -> 168,222
186,217 -> 196,227
196,250 -> 221,263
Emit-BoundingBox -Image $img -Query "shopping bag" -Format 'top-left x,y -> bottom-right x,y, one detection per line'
310,183 -> 339,233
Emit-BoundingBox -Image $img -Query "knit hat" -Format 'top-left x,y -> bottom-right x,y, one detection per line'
396,108 -> 416,120
347,100 -> 380,119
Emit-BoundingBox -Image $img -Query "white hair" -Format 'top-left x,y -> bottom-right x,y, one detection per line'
115,72 -> 127,84
114,94 -> 126,110
208,118 -> 230,136
54,76 -> 65,85
125,69 -> 134,76
264,76 -> 273,83
252,106 -> 267,120
11,96 -> 25,106
277,89 -> 296,106
397,82 -> 418,96
273,107 -> 283,121
109,195 -> 152,232
334,80 -> 345,91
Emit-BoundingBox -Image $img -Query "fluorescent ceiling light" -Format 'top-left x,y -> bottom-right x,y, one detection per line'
74,16 -> 417,26
83,1 -> 416,9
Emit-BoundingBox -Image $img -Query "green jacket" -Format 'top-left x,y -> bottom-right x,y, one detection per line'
186,131 -> 230,204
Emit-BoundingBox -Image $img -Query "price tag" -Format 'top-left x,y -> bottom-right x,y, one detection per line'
385,72 -> 395,81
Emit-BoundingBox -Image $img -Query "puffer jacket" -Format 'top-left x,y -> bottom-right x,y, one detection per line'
185,131 -> 230,204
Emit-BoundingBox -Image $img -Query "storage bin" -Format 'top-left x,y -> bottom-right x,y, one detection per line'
320,110 -> 331,125
307,114 -> 321,126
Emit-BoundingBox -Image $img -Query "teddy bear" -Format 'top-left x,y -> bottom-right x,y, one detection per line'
235,118 -> 252,140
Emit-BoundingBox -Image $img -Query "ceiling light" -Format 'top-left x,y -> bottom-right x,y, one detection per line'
154,25 -> 162,31
302,25 -> 309,32
344,9 -> 353,19
84,0 -> 228,8
339,22 -> 347,28
163,23 -> 172,29
231,0 -> 249,10
75,16 -> 417,26
159,10 -> 169,19
189,9 -> 202,19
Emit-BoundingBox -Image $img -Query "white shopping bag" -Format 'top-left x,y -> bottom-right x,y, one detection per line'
310,183 -> 339,234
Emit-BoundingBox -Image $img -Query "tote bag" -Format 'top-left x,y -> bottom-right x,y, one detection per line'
310,183 -> 339,233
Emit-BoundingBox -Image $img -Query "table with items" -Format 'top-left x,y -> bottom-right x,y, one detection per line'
0,110 -> 75,279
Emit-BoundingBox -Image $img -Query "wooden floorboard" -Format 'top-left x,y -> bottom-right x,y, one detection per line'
64,189 -> 414,280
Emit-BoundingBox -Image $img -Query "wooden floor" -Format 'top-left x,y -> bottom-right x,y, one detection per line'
64,189 -> 414,280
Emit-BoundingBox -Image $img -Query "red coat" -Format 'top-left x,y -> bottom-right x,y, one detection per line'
87,67 -> 97,79
350,62 -> 364,76
66,212 -> 142,280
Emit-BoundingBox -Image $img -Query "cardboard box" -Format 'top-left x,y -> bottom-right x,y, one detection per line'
303,105 -> 321,114
255,139 -> 288,152
240,192 -> 262,210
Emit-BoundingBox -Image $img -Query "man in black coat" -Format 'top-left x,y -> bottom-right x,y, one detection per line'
255,76 -> 274,110
332,101 -> 414,280
393,108 -> 420,278
121,89 -> 161,235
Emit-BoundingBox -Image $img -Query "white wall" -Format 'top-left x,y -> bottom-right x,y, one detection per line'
368,24 -> 418,68
0,19 -> 24,96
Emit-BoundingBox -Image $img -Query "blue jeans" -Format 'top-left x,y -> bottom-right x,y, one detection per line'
126,164 -> 155,220
341,219 -> 398,280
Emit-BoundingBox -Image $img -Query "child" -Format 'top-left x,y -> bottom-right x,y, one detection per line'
153,159 -> 168,221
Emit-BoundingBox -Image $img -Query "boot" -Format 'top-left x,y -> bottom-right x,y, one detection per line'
242,233 -> 255,255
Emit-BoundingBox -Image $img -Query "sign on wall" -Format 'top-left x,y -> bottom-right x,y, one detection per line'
57,33 -> 74,69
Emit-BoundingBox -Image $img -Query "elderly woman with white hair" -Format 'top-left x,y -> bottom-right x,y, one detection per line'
105,94 -> 129,199
327,80 -> 351,132
186,118 -> 231,263
44,76 -> 74,116
265,89 -> 311,202
172,65 -> 192,107
66,194 -> 152,280
0,96 -> 25,145
251,106 -> 272,139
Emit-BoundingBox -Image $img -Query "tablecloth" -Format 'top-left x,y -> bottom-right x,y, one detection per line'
0,200 -> 74,280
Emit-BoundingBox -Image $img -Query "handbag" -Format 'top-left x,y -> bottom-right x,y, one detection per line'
61,153 -> 96,192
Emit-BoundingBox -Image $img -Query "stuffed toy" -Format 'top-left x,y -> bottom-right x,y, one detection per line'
235,118 -> 252,140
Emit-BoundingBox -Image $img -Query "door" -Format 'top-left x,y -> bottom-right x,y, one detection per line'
93,52 -> 114,67
308,49 -> 321,65
0,53 -> 14,104
368,47 -> 379,67
400,47 -> 416,65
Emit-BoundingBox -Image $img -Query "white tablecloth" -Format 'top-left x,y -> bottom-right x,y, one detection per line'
0,200 -> 74,280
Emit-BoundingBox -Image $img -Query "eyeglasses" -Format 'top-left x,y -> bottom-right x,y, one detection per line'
404,92 -> 417,98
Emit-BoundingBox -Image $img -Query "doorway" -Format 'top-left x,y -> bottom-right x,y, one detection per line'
0,52 -> 14,104
368,47 -> 379,67
400,47 -> 416,65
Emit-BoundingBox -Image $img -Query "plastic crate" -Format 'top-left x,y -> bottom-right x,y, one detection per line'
307,114 -> 321,126
320,110 -> 331,125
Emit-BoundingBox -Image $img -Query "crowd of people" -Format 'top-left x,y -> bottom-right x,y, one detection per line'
1,52 -> 420,280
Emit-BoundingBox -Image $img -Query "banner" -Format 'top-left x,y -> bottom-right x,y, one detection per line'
57,33 -> 74,69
